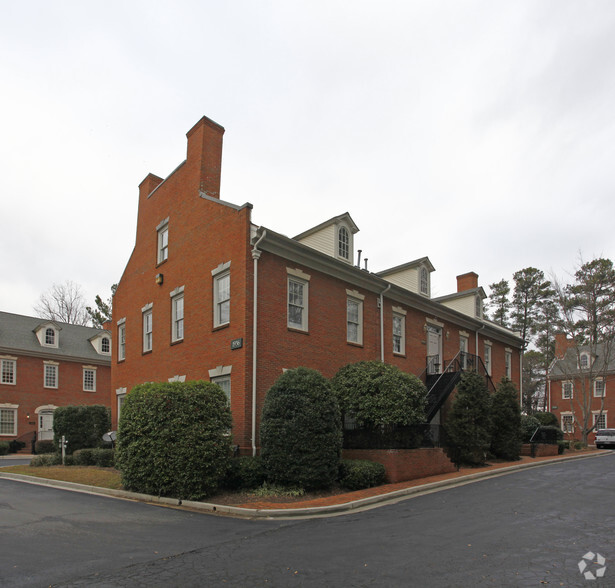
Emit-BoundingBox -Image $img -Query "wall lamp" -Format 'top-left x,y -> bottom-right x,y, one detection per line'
155,273 -> 164,285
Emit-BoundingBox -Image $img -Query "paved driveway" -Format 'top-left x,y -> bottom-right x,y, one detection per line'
1,453 -> 614,587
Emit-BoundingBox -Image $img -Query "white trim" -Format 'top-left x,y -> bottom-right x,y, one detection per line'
287,267 -> 311,281
208,365 -> 233,378
425,317 -> 444,328
168,375 -> 186,382
392,312 -> 405,355
459,330 -> 470,338
287,275 -> 309,331
169,285 -> 185,297
346,288 -> 365,300
116,317 -> 126,326
594,378 -> 606,397
562,380 -> 574,400
115,387 -> 127,395
43,362 -> 58,389
141,302 -> 153,312
347,296 -> 363,344
213,270 -> 230,328
211,261 -> 231,277
171,291 -> 185,342
1,358 -> 17,385
392,306 -> 407,315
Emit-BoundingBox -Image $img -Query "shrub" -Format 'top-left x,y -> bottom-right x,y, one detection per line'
91,448 -> 115,467
115,380 -> 232,500
260,367 -> 342,491
35,440 -> 55,454
225,456 -> 266,490
520,415 -> 541,443
8,440 -> 25,453
445,371 -> 492,467
533,412 -> 559,427
73,448 -> 96,466
30,453 -> 62,467
53,405 -> 111,454
490,379 -> 522,461
332,361 -> 427,427
0,441 -> 9,456
338,459 -> 386,491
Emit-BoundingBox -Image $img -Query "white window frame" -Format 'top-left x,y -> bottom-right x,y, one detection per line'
83,367 -> 96,392
392,307 -> 406,355
338,225 -> 350,261
287,268 -> 310,332
346,290 -> 364,345
420,266 -> 429,296
561,413 -> 574,434
0,404 -> 18,436
475,296 -> 482,318
594,378 -> 606,397
209,365 -> 232,405
117,322 -> 126,361
562,380 -> 574,400
170,287 -> 185,342
484,342 -> 492,376
505,349 -> 512,380
579,353 -> 591,369
593,412 -> 607,430
116,388 -> 127,423
1,358 -> 16,385
157,218 -> 169,264
101,337 -> 110,354
142,304 -> 153,353
213,271 -> 230,328
44,362 -> 58,389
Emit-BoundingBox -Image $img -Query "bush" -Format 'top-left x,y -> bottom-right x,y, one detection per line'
115,380 -> 232,500
53,405 -> 111,454
35,440 -> 55,454
533,412 -> 559,427
338,459 -> 386,491
225,456 -> 266,490
0,441 -> 9,456
490,379 -> 522,461
260,367 -> 342,491
332,361 -> 427,427
520,415 -> 541,443
445,371 -> 492,467
8,440 -> 25,453
30,453 -> 62,467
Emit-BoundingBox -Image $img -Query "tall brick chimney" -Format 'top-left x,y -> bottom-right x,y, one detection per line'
186,115 -> 225,199
457,272 -> 479,292
554,332 -> 573,358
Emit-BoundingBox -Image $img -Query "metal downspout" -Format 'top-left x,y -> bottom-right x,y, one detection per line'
379,284 -> 391,362
251,229 -> 266,457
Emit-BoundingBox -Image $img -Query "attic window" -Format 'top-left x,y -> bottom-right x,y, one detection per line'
338,226 -> 350,261
580,353 -> 590,369
475,296 -> 482,318
101,337 -> 110,354
45,328 -> 55,346
420,267 -> 429,296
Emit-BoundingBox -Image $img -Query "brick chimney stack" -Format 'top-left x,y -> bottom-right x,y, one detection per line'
554,332 -> 573,358
186,115 -> 225,199
457,272 -> 479,292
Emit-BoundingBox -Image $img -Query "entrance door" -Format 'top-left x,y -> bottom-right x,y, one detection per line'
426,326 -> 442,374
39,411 -> 54,441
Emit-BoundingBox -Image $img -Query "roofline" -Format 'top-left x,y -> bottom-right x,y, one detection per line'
376,257 -> 436,276
293,212 -> 359,240
0,346 -> 111,366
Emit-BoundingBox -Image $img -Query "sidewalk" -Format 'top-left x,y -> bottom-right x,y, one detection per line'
0,449 -> 609,519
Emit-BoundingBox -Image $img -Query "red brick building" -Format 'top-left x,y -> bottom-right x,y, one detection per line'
548,333 -> 613,444
0,312 -> 111,449
112,115 -> 523,455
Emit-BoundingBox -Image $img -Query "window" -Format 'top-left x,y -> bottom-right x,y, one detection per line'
594,379 -> 606,397
459,336 -> 469,369
484,343 -> 492,376
288,278 -> 308,330
594,413 -> 607,430
83,368 -> 96,392
157,220 -> 169,264
101,337 -> 110,354
392,312 -> 405,355
116,388 -> 127,422
214,273 -> 230,327
562,381 -> 573,400
475,296 -> 482,318
505,350 -> 512,380
143,307 -> 153,353
0,407 -> 17,436
44,363 -> 58,389
118,323 -> 126,361
172,293 -> 185,341
580,353 -> 590,369
338,226 -> 350,260
212,376 -> 231,403
562,414 -> 574,433
347,296 -> 363,344
45,328 -> 55,346
420,266 -> 429,296
1,359 -> 16,385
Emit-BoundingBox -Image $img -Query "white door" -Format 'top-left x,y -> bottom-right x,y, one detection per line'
426,326 -> 442,373
39,411 -> 54,441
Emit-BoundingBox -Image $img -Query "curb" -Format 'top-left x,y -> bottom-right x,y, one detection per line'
0,451 -> 610,520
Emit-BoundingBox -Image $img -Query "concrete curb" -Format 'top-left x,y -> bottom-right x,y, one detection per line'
0,451 -> 610,520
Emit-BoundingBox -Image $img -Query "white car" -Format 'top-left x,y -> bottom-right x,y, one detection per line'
595,429 -> 615,449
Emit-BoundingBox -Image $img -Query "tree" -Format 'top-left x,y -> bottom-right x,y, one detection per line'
487,279 -> 511,327
521,350 -> 544,414
52,405 -> 111,454
86,284 -> 118,328
34,280 -> 90,326
511,268 -> 552,349
552,257 -> 615,444
490,379 -> 522,461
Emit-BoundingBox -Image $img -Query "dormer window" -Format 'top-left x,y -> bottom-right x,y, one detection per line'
45,328 -> 55,346
420,266 -> 429,296
35,323 -> 60,348
338,226 -> 350,261
89,333 -> 111,355
101,337 -> 110,354
475,296 -> 482,318
580,353 -> 591,369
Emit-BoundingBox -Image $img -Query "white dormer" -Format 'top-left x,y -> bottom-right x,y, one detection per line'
34,322 -> 61,348
294,213 -> 359,265
89,331 -> 112,355
376,257 -> 435,297
433,272 -> 487,319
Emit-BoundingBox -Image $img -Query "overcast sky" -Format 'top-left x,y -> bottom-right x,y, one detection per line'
2,1 -> 614,319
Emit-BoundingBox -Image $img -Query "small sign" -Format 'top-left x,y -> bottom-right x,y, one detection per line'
231,338 -> 243,350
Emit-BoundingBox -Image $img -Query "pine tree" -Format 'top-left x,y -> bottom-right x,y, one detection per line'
487,279 -> 511,327
490,379 -> 522,460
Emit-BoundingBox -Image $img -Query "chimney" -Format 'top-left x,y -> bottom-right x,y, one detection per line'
457,272 -> 479,293
186,115 -> 225,199
102,320 -> 112,332
138,173 -> 164,201
554,332 -> 573,358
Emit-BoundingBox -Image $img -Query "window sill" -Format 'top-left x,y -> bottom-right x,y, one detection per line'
142,350 -> 153,356
171,338 -> 184,346
393,352 -> 406,358
346,341 -> 363,348
287,327 -> 309,335
212,324 -> 230,332
156,259 -> 168,269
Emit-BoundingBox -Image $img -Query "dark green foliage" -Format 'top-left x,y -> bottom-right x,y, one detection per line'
35,440 -> 55,454
73,448 -> 115,467
224,456 -> 266,490
52,405 -> 111,454
260,367 -> 342,490
331,361 -> 427,427
8,440 -> 25,453
0,441 -> 9,455
490,379 -> 522,460
445,371 -> 492,467
520,415 -> 541,443
30,453 -> 62,466
533,411 -> 559,427
116,381 -> 232,500
338,459 -> 386,490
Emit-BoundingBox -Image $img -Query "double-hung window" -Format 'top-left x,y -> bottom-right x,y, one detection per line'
170,287 -> 185,342
142,305 -> 153,353
1,359 -> 16,385
505,350 -> 512,380
594,412 -> 607,430
83,367 -> 96,392
287,268 -> 310,331
392,307 -> 406,355
338,226 -> 350,261
484,342 -> 492,376
346,291 -> 364,345
0,406 -> 17,436
214,273 -> 230,327
101,337 -> 110,354
420,266 -> 429,296
562,414 -> 574,433
117,321 -> 126,361
594,379 -> 606,398
562,381 -> 573,400
44,362 -> 58,388
157,218 -> 169,264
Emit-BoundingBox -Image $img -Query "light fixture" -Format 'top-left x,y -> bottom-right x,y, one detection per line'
155,273 -> 164,285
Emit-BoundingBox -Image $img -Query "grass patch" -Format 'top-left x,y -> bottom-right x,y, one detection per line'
2,465 -> 123,490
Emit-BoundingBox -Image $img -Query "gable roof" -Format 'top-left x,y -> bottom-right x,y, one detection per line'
293,212 -> 359,241
550,342 -> 615,377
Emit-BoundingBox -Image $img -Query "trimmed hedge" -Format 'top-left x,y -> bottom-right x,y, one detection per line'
338,459 -> 386,491
260,367 -> 342,490
52,405 -> 111,454
224,456 -> 266,490
35,440 -> 55,454
115,381 -> 232,500
0,441 -> 9,456
30,453 -> 62,467
73,448 -> 115,467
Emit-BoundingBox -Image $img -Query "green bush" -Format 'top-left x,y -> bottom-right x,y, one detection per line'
53,405 -> 111,454
520,415 -> 541,443
332,361 -> 427,427
91,448 -> 115,467
8,440 -> 25,453
30,453 -> 62,467
0,441 -> 9,455
533,412 -> 559,427
260,367 -> 342,491
116,380 -> 232,500
490,379 -> 522,461
225,456 -> 266,490
338,459 -> 386,490
445,371 -> 492,467
35,440 -> 55,454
